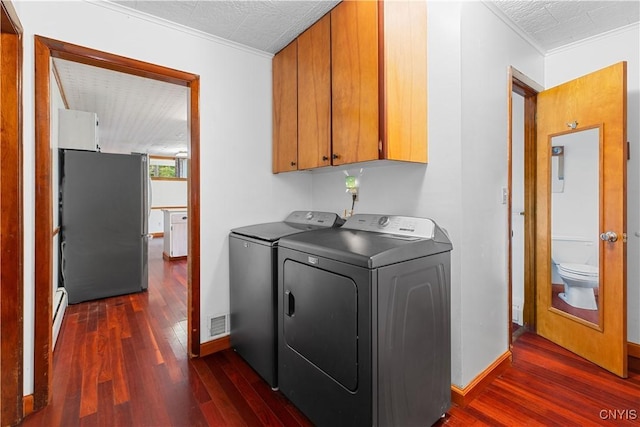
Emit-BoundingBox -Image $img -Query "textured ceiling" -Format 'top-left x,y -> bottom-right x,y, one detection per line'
112,0 -> 341,55
492,0 -> 639,51
55,0 -> 639,156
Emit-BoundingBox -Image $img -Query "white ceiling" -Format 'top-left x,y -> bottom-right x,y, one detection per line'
491,0 -> 639,51
55,0 -> 639,156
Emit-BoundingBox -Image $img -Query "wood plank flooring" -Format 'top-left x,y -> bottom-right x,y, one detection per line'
21,237 -> 640,426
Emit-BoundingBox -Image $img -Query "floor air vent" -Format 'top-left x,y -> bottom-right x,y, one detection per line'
208,314 -> 229,338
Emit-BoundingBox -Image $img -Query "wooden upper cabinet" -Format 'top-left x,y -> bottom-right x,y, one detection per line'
272,0 -> 427,173
272,40 -> 298,173
381,0 -> 428,163
298,14 -> 332,170
331,0 -> 379,166
331,0 -> 428,166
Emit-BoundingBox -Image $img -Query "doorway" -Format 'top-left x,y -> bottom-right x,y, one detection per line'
33,36 -> 201,411
508,67 -> 541,347
508,63 -> 628,377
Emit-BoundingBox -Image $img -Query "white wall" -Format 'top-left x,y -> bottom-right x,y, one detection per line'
15,0 -> 313,395
311,1 -> 544,387
149,179 -> 188,234
544,24 -> 640,343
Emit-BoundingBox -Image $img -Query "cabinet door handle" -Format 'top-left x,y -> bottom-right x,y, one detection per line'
322,156 -> 329,161
290,161 -> 296,167
332,153 -> 339,160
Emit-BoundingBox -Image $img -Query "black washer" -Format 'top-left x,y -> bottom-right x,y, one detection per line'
229,211 -> 343,389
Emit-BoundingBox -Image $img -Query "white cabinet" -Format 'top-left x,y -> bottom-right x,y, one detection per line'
58,109 -> 99,151
163,210 -> 188,259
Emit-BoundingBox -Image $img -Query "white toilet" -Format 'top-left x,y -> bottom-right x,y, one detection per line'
551,236 -> 599,310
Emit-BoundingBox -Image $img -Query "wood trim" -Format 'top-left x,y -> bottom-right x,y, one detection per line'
150,177 -> 187,182
507,69 -> 514,347
199,335 -> 231,357
163,252 -> 187,262
508,67 -> 540,346
1,2 -> 24,424
522,93 -> 537,330
151,205 -> 187,210
451,351 -> 512,408
22,395 -> 33,418
149,154 -> 177,160
188,76 -> 201,357
628,341 -> 640,359
0,0 -> 22,34
36,36 -> 195,87
629,342 -> 640,372
34,35 -> 54,412
33,35 -> 201,410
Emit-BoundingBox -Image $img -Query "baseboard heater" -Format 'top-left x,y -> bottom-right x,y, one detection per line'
52,288 -> 68,350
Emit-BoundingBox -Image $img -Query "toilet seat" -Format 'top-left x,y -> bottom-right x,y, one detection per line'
558,263 -> 598,280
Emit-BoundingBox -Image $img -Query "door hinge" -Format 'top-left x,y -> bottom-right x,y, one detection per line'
378,140 -> 383,153
623,233 -> 628,243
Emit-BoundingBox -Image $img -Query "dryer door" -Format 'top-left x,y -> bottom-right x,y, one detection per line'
278,249 -> 372,427
282,259 -> 358,389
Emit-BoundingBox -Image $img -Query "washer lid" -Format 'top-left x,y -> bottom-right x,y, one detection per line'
230,211 -> 343,242
558,263 -> 598,276
279,215 -> 452,268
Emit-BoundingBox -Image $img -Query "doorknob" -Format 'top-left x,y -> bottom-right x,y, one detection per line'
600,231 -> 618,242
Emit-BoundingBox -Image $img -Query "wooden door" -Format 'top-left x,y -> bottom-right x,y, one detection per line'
272,40 -> 298,173
331,0 -> 379,166
536,62 -> 627,377
297,14 -> 331,170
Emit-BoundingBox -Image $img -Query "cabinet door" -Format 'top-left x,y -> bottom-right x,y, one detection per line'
171,221 -> 188,257
381,0 -> 428,163
272,41 -> 298,173
331,1 -> 379,166
297,14 -> 331,170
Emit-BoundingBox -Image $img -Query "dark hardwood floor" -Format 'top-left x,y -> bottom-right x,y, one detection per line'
21,237 -> 640,426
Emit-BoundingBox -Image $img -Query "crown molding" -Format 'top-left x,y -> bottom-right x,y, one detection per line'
481,1 -> 547,56
545,22 -> 640,56
89,0 -> 274,59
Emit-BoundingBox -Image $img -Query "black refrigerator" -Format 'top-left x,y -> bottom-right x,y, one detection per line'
59,149 -> 149,304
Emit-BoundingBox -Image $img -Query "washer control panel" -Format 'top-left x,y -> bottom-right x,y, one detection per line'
284,211 -> 343,227
342,214 -> 436,239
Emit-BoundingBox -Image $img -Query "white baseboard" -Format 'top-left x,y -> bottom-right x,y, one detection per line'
512,303 -> 523,326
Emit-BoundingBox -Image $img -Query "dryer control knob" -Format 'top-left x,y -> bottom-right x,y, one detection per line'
305,212 -> 314,220
378,216 -> 390,227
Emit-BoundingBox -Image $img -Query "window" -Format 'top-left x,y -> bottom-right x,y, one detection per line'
149,155 -> 188,180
